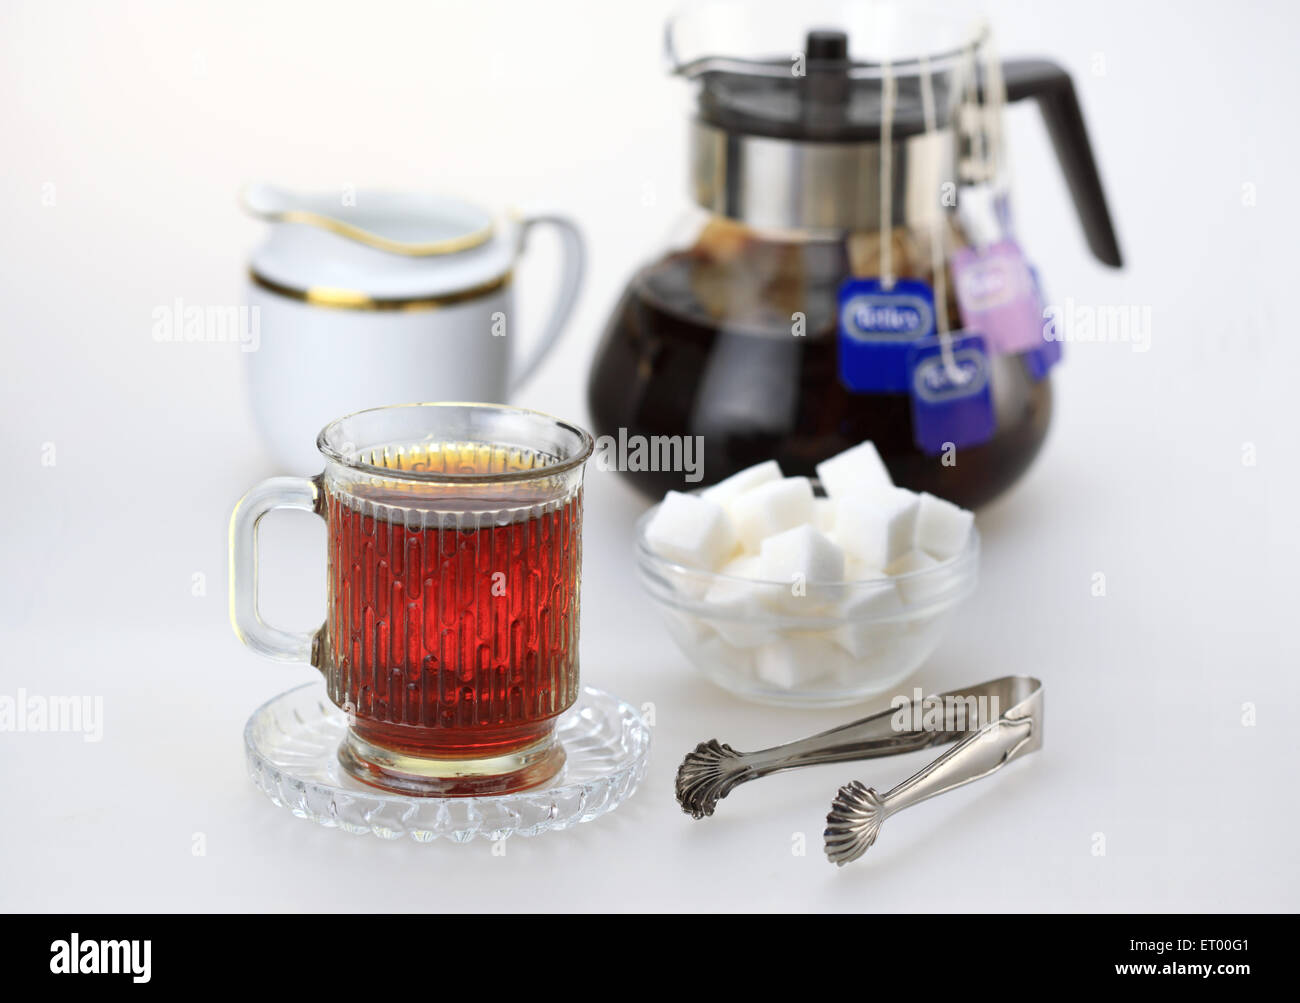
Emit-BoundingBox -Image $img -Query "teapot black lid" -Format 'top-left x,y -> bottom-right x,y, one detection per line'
694,30 -> 955,142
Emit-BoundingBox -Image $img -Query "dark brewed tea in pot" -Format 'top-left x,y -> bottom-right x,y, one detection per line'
588,2 -> 1121,508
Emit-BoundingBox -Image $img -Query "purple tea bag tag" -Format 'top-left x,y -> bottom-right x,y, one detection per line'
838,277 -> 936,393
906,332 -> 996,455
950,239 -> 1043,355
1022,264 -> 1062,381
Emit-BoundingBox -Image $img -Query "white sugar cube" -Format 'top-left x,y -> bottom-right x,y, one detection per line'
711,618 -> 776,649
729,477 -> 815,552
812,497 -> 837,533
720,554 -> 762,579
885,549 -> 947,604
758,524 -> 845,587
758,524 -> 844,612
834,648 -> 923,692
832,580 -> 904,657
661,565 -> 710,601
662,609 -> 715,646
698,634 -> 758,680
864,621 -> 938,677
840,577 -> 904,618
704,559 -> 759,610
833,625 -> 880,660
886,550 -> 940,576
644,491 -> 737,571
703,556 -> 772,648
815,441 -> 893,500
833,487 -> 920,571
754,636 -> 844,690
701,460 -> 783,508
844,555 -> 881,581
915,492 -> 974,560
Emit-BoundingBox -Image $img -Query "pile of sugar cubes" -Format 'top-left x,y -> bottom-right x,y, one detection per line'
642,441 -> 974,692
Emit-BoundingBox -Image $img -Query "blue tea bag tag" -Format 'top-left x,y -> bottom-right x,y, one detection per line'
838,277 -> 936,393
1023,335 -> 1062,381
907,332 -> 996,455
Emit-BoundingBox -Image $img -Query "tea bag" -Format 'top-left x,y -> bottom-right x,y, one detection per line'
902,54 -> 995,455
846,228 -> 912,281
694,216 -> 752,265
690,217 -> 823,328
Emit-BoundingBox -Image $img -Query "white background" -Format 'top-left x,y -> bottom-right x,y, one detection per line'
1,0 -> 1296,911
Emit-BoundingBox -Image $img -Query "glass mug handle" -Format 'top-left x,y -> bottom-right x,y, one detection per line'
229,475 -> 323,664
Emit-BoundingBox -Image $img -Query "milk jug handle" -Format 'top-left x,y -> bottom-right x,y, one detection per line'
1001,58 -> 1123,268
509,214 -> 587,392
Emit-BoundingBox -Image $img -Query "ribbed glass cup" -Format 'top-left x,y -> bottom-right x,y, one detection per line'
317,404 -> 592,795
229,403 -> 593,797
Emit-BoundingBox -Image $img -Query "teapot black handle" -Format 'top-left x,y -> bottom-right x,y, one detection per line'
1001,58 -> 1123,268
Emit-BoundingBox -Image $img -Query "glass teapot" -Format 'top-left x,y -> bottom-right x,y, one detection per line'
587,0 -> 1121,507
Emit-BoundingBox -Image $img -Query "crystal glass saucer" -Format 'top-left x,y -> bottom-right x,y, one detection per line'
244,682 -> 651,843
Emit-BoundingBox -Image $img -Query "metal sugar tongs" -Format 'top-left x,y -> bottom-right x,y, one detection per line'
675,675 -> 1043,866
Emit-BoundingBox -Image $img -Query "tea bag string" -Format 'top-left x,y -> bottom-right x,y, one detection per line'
962,42 -> 991,252
972,45 -> 987,189
982,35 -> 1012,230
918,54 -> 965,383
879,61 -> 897,290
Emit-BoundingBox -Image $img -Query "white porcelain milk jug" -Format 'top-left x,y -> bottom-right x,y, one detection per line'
242,184 -> 585,472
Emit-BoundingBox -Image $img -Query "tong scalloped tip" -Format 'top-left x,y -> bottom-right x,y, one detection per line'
824,782 -> 889,866
676,739 -> 748,820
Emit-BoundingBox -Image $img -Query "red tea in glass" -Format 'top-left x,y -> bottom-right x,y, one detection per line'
230,404 -> 593,795
325,481 -> 582,773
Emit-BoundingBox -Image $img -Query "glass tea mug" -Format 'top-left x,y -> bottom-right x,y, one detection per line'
229,403 -> 594,796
